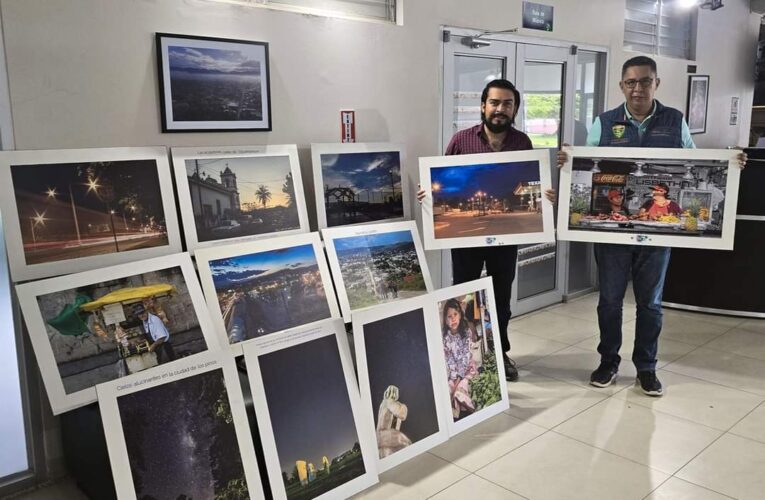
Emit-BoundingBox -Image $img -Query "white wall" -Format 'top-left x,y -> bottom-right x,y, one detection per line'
0,0 -> 758,318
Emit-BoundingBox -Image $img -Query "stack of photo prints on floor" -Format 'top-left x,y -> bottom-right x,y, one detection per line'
3,140 -> 740,499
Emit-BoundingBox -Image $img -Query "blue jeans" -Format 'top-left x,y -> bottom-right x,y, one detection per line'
594,243 -> 671,372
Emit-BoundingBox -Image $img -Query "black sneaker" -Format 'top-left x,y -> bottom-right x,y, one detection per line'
504,355 -> 519,382
589,362 -> 618,388
636,371 -> 664,397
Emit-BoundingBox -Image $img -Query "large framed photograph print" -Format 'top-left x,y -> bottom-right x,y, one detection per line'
419,149 -> 555,250
351,297 -> 449,472
244,319 -> 378,500
98,352 -> 265,500
311,143 -> 410,229
0,147 -> 182,282
16,253 -> 219,414
557,147 -> 740,250
687,75 -> 710,135
156,33 -> 271,132
195,232 -> 340,355
171,145 -> 309,253
321,220 -> 433,321
428,278 -> 509,436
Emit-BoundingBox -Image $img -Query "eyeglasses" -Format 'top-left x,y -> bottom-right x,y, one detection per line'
622,78 -> 654,89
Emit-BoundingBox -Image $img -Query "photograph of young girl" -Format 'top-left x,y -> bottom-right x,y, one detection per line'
439,290 -> 502,422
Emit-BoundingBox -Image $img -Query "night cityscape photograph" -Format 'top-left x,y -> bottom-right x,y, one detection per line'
429,160 -> 544,239
334,230 -> 427,310
168,43 -> 264,122
209,244 -> 332,343
363,309 -> 440,459
185,155 -> 300,242
259,334 -> 366,500
117,369 -> 251,500
37,266 -> 207,395
11,160 -> 169,266
321,151 -> 404,226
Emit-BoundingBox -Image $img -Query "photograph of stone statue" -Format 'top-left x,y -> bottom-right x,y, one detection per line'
438,289 -> 503,422
311,143 -> 410,229
253,327 -> 372,500
361,308 -> 441,462
16,254 -> 217,414
558,147 -> 740,250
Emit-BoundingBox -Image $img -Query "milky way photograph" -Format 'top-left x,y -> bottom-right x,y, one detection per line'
117,368 -> 251,499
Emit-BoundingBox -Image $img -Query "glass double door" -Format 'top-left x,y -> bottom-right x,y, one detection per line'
441,31 -> 605,315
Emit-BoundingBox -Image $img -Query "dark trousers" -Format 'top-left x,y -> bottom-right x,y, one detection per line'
451,246 -> 518,354
594,243 -> 671,372
156,341 -> 177,364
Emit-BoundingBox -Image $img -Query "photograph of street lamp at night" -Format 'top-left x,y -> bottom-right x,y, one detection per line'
429,160 -> 544,240
10,160 -> 169,266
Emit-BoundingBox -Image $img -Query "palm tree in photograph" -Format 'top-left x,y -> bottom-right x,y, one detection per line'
255,185 -> 272,208
282,172 -> 295,207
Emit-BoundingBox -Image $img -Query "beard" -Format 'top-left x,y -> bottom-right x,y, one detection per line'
482,112 -> 513,133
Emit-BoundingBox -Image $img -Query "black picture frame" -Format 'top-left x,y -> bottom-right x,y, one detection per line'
686,74 -> 709,135
155,33 -> 272,133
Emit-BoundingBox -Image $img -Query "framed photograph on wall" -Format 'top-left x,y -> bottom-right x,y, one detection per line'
98,352 -> 265,500
156,33 -> 271,132
311,143 -> 410,229
419,149 -> 555,250
244,319 -> 379,500
321,220 -> 433,321
0,147 -> 182,282
351,296 -> 449,472
195,232 -> 341,355
16,253 -> 220,414
556,147 -> 740,250
428,278 -> 509,436
687,75 -> 710,135
171,145 -> 309,253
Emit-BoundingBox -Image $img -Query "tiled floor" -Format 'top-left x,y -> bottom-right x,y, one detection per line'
12,293 -> 765,500
352,294 -> 765,500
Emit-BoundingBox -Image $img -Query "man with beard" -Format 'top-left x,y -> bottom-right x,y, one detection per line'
419,79 -> 534,382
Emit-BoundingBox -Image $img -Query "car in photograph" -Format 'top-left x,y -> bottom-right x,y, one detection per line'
211,220 -> 241,233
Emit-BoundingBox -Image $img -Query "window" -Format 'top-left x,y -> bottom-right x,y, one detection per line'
208,0 -> 399,24
624,0 -> 695,60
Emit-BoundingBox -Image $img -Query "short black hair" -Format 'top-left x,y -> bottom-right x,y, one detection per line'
622,56 -> 657,78
481,79 -> 520,105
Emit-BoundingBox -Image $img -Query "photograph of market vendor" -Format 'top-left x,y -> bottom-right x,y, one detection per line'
604,189 -> 630,215
638,183 -> 682,220
135,304 -> 177,364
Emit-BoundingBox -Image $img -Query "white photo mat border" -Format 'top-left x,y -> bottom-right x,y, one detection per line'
556,146 -> 740,250
310,142 -> 411,230
97,351 -> 265,500
16,253 -> 220,415
418,149 -> 556,250
0,147 -> 182,282
321,220 -> 434,322
195,232 -> 341,356
170,144 -> 310,254
243,319 -> 379,500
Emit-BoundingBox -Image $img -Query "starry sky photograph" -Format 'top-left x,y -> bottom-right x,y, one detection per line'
333,230 -> 414,252
321,151 -> 401,193
117,369 -> 248,499
169,45 -> 262,76
430,160 -> 540,200
259,334 -> 363,476
185,155 -> 293,208
363,308 -> 439,444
